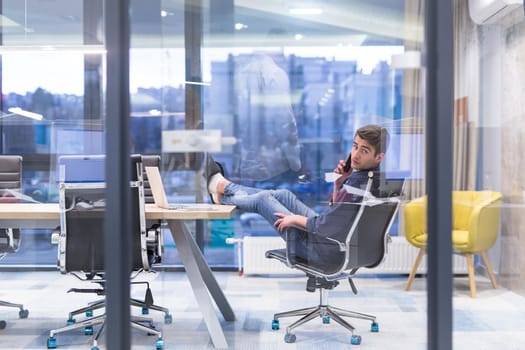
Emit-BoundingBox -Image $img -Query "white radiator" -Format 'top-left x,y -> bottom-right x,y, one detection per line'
241,236 -> 468,275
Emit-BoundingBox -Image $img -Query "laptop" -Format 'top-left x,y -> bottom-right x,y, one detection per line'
144,166 -> 215,211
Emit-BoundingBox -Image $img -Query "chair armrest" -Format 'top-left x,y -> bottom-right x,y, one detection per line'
404,197 -> 427,246
467,196 -> 502,251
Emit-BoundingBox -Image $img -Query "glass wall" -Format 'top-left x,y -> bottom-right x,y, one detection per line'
0,0 -> 410,268
3,0 -> 524,348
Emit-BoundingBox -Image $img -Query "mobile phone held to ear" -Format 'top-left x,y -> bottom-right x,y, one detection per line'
343,153 -> 352,172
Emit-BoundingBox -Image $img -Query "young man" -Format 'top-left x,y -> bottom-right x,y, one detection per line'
207,124 -> 389,286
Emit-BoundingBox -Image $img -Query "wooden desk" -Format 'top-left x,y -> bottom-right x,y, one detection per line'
0,202 -> 236,349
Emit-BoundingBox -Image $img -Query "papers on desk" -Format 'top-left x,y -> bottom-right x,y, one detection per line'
4,189 -> 41,203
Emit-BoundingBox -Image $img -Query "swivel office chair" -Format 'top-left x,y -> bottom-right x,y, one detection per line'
52,155 -> 170,325
266,173 -> 404,345
47,156 -> 166,350
0,155 -> 29,330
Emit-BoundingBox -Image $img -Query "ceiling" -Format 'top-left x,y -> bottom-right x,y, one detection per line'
0,0 -> 412,48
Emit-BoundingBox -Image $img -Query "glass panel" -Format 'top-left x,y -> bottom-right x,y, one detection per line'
0,1 -> 105,266
453,0 -> 524,348
0,1 -> 109,348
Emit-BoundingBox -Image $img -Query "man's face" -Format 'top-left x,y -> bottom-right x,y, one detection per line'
350,135 -> 384,170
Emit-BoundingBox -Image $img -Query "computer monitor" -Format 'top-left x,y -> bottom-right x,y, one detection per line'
58,155 -> 105,183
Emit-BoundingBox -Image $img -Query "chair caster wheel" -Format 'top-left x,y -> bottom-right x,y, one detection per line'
147,324 -> 157,336
350,334 -> 362,345
142,307 -> 149,315
371,322 -> 379,332
66,318 -> 75,325
155,338 -> 165,349
322,316 -> 330,324
91,346 -> 100,350
0,320 -> 6,330
271,319 -> 279,330
284,333 -> 296,343
86,310 -> 93,317
47,337 -> 57,349
19,309 -> 29,318
164,314 -> 173,324
84,326 -> 94,335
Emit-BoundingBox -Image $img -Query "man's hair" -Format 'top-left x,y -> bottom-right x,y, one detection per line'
355,124 -> 390,155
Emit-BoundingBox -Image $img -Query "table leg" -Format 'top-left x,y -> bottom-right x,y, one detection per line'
166,220 -> 235,349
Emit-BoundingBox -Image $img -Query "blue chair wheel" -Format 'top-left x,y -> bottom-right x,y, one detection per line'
350,334 -> 362,345
19,309 -> 29,319
284,333 -> 296,343
84,326 -> 94,335
47,337 -> 57,349
371,322 -> 379,332
164,314 -> 173,324
86,310 -> 93,317
142,307 -> 149,315
66,318 -> 76,325
91,347 -> 100,350
271,319 -> 279,330
322,316 -> 330,324
156,338 -> 165,349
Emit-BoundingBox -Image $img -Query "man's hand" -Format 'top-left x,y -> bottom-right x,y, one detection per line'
333,159 -> 352,190
273,213 -> 307,233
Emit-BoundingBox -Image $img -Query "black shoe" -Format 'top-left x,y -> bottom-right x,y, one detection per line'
205,155 -> 225,204
205,154 -> 223,185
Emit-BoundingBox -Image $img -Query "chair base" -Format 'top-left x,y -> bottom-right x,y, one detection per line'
48,295 -> 171,349
47,314 -> 164,349
66,297 -> 173,325
0,299 -> 30,328
271,288 -> 377,344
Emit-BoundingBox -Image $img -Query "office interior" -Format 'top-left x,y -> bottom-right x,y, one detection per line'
1,0 -> 525,349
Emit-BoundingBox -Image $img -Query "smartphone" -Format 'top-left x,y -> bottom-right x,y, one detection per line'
343,153 -> 352,172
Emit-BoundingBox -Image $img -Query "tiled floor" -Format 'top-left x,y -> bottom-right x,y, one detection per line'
1,270 -> 525,349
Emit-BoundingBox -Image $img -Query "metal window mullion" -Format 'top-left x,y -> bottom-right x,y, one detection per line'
425,1 -> 454,350
104,0 -> 132,349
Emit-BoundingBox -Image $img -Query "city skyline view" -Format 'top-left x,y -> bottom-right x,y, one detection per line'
1,45 -> 403,95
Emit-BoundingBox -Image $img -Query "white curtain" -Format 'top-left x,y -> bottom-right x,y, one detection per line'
453,0 -> 480,190
401,0 -> 425,200
401,0 -> 479,200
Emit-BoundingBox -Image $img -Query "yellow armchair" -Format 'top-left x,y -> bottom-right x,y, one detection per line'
404,191 -> 502,297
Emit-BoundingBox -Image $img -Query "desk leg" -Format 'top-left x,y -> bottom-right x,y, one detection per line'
167,220 -> 235,349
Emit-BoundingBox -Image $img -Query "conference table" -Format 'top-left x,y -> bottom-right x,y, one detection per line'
0,202 -> 236,349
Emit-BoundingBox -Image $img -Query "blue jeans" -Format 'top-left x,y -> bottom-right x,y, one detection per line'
219,182 -> 317,226
219,183 -> 319,262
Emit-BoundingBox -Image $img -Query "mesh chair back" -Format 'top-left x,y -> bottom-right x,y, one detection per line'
346,201 -> 399,269
59,156 -> 149,274
141,155 -> 161,204
345,178 -> 404,270
0,155 -> 22,254
0,155 -> 22,199
62,185 -> 106,272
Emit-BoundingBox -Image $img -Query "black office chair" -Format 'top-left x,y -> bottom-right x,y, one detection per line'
266,172 -> 404,345
0,155 -> 29,330
129,155 -> 169,318
47,156 -> 166,350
